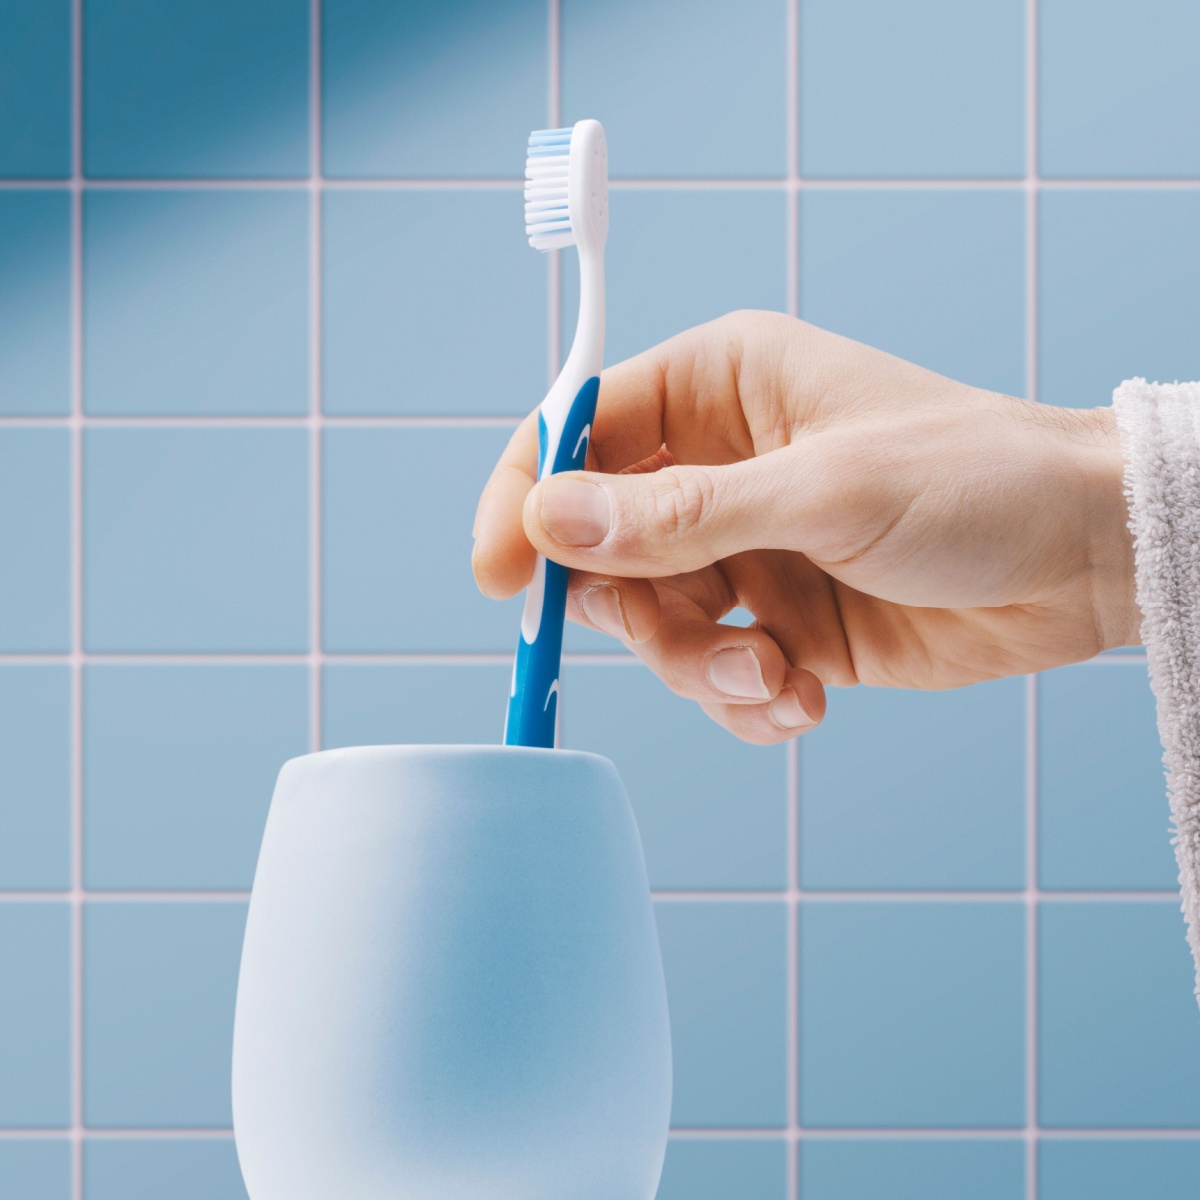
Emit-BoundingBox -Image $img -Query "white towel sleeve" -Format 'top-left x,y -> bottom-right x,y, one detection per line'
1113,379 -> 1200,1006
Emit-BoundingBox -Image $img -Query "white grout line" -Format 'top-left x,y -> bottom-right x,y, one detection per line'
68,0 -> 85,1187
784,4 -> 801,1191
0,414 -> 525,427
2,887 -> 1181,904
1026,0 -> 1041,1187
1026,675 -> 1041,1197
786,736 -> 802,1197
308,0 -> 323,754
7,176 -> 1200,192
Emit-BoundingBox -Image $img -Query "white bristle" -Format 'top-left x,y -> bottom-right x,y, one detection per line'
524,127 -> 574,251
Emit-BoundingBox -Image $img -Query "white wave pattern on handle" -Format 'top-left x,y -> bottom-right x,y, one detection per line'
520,556 -> 547,643
543,678 -> 560,712
573,423 -> 592,460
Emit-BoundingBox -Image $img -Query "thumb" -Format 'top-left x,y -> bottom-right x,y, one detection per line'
522,449 -> 809,577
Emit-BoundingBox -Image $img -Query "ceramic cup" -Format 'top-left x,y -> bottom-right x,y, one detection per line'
231,744 -> 672,1200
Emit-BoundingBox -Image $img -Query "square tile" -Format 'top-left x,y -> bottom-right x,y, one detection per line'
84,190 -> 309,415
0,1141 -> 70,1200
1038,901 -> 1200,1127
84,428 -> 309,652
0,191 -> 70,413
800,680 -> 1026,890
1039,664 -> 1173,889
322,663 -> 511,748
800,0 -> 1025,178
800,901 -> 1026,1127
0,902 -> 70,1127
84,665 -> 310,890
321,0 -> 545,178
563,664 -> 787,891
1039,0 -> 1200,178
84,901 -> 246,1127
321,427 -> 521,652
84,1139 -> 248,1200
800,189 -> 1026,395
655,900 -> 788,1128
321,190 -> 545,416
656,1138 -> 787,1200
1039,1139 -> 1200,1200
1038,190 -> 1200,409
0,667 -> 70,890
0,0 -> 70,177
562,0 -> 786,178
800,1139 -> 1026,1200
562,189 -> 787,368
0,429 -> 70,652
83,0 -> 309,178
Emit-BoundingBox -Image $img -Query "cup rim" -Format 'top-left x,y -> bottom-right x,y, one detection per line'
279,743 -> 615,775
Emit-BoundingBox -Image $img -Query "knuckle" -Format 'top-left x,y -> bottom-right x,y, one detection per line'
646,468 -> 715,542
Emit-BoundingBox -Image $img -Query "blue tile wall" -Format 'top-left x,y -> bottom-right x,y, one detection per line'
0,191 -> 70,414
0,0 -> 70,179
564,663 -> 787,890
83,1140 -> 248,1200
1038,189 -> 1200,409
0,428 -> 71,651
562,189 -> 787,367
321,189 -> 545,415
656,1138 -> 788,1200
321,0 -> 546,178
800,1139 -> 1027,1200
84,428 -> 310,652
0,902 -> 71,1127
84,902 -> 246,1128
0,1141 -> 71,1200
800,680 -> 1026,890
800,0 -> 1026,179
1039,0 -> 1200,178
322,663 -> 511,748
84,665 -> 310,890
1,1 -> 1197,1195
800,189 -> 1026,395
1039,901 -> 1200,1128
1038,664 -> 1174,889
800,902 -> 1026,1127
322,426 -> 521,652
656,900 -> 788,1128
83,0 -> 309,179
84,190 -> 310,415
0,666 -> 70,890
1038,1139 -> 1200,1200
562,0 -> 786,178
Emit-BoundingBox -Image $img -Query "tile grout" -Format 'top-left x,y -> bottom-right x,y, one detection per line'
6,176 -> 1200,191
68,0 -> 85,1190
307,0 -> 323,754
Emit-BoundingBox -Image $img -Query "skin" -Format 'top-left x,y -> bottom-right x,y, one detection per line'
473,311 -> 1139,745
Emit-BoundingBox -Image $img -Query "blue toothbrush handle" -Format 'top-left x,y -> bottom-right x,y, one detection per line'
504,376 -> 600,748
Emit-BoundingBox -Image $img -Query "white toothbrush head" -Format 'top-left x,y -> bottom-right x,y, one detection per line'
524,119 -> 608,255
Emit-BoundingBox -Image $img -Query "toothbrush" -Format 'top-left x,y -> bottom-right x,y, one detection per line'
504,119 -> 608,748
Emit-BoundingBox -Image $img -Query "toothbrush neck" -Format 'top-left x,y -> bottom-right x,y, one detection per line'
562,248 -> 605,383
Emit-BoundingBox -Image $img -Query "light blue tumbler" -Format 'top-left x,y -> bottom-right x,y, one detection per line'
231,745 -> 672,1200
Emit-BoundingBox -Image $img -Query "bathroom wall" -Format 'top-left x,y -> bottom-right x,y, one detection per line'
2,0 -> 1200,1197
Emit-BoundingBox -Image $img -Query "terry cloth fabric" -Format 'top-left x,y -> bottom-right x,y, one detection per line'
1114,379 -> 1200,1009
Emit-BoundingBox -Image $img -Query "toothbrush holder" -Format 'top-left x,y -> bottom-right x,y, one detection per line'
231,744 -> 672,1200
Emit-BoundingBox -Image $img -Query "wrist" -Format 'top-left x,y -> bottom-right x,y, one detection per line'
1078,406 -> 1141,649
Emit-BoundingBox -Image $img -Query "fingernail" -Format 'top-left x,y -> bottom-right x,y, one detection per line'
768,687 -> 815,730
581,585 -> 630,640
541,478 -> 611,547
708,646 -> 771,700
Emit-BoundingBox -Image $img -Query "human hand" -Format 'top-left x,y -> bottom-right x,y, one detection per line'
473,312 -> 1138,744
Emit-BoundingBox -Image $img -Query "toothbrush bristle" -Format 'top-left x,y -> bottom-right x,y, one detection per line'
524,127 -> 574,251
